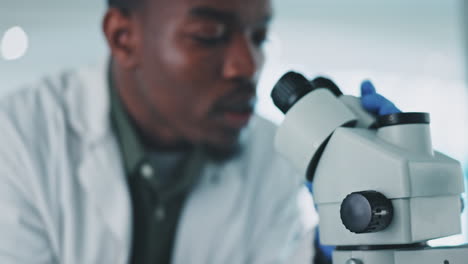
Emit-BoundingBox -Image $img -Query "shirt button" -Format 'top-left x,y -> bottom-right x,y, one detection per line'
155,207 -> 166,221
140,163 -> 155,180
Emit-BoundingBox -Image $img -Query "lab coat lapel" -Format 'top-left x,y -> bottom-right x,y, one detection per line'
67,61 -> 132,256
77,140 -> 132,254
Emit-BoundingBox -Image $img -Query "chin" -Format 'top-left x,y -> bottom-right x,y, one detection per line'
204,142 -> 242,162
203,132 -> 244,162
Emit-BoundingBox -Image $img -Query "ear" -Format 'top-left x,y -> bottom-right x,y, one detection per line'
103,8 -> 141,69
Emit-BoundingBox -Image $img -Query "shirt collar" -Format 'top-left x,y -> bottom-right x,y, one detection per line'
108,67 -> 146,175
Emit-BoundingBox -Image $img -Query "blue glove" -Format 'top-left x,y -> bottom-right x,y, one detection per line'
306,182 -> 334,262
360,80 -> 401,116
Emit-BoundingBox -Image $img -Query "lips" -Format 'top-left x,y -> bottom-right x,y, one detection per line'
222,110 -> 253,128
211,79 -> 257,129
214,97 -> 256,129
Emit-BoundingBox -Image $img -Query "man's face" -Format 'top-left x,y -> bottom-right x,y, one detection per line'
133,0 -> 271,152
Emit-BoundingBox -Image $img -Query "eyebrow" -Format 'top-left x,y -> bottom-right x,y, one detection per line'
189,6 -> 272,26
189,6 -> 236,23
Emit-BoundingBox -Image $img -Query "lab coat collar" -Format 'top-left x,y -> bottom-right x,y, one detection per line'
65,59 -> 112,145
63,59 -> 132,257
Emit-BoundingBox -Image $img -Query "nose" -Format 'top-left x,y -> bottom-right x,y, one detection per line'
222,33 -> 263,80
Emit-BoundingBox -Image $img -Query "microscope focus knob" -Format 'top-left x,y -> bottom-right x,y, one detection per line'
340,191 -> 394,234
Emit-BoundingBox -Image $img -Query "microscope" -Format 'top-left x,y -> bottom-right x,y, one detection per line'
271,72 -> 468,264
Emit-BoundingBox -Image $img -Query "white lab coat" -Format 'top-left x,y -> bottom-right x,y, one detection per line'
0,62 -> 316,263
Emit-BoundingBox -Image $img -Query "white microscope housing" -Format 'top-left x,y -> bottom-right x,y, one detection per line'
271,72 -> 467,263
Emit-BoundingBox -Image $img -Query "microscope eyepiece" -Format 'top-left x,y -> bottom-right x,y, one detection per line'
271,72 -> 344,114
271,72 -> 314,114
309,76 -> 343,97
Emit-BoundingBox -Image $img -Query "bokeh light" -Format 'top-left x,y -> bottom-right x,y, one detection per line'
1,26 -> 29,61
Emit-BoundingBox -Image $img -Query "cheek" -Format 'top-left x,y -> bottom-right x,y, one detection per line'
164,44 -> 225,104
142,38 -> 226,120
161,40 -> 224,83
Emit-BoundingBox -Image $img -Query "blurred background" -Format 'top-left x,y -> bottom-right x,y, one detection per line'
1,0 -> 467,245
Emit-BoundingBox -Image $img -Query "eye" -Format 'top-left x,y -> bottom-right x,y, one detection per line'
191,23 -> 229,46
252,28 -> 268,47
192,34 -> 229,46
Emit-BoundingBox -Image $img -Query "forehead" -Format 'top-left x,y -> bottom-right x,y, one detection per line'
145,0 -> 272,25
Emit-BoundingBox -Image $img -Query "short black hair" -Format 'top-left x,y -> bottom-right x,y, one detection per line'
107,0 -> 143,12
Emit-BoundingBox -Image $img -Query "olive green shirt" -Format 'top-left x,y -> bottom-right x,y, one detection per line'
109,72 -> 205,264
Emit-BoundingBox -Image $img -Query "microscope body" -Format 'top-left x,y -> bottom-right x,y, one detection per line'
315,125 -> 463,246
272,72 -> 468,264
